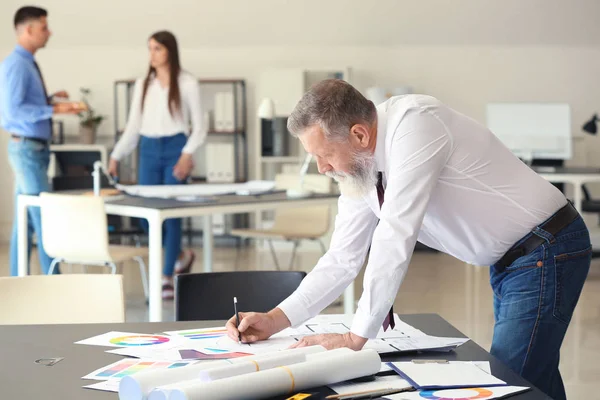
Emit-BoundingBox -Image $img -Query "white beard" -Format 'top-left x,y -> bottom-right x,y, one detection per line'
326,151 -> 378,199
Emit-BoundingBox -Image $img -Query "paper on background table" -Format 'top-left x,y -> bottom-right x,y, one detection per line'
155,349 -> 381,400
384,386 -> 530,400
82,358 -> 196,381
388,361 -> 506,389
118,346 -> 327,400
116,181 -> 275,199
76,331 -> 184,348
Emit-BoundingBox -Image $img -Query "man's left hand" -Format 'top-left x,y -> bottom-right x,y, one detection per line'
289,332 -> 368,351
52,90 -> 69,99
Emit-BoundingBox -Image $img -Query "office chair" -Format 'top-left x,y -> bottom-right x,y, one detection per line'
0,275 -> 125,324
175,271 -> 306,321
40,193 -> 149,299
230,174 -> 333,270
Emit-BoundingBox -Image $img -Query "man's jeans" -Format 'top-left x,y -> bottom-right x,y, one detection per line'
490,214 -> 590,400
8,138 -> 54,275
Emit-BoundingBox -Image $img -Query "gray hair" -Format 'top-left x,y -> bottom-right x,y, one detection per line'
287,79 -> 377,141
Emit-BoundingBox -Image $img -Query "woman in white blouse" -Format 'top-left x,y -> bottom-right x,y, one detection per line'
108,31 -> 206,299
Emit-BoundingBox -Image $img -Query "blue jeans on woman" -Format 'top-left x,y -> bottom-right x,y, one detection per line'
138,133 -> 187,277
490,213 -> 590,400
8,138 -> 55,275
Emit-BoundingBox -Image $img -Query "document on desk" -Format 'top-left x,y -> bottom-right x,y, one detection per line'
384,386 -> 530,400
81,358 -> 197,381
366,336 -> 470,354
75,331 -> 191,349
387,361 -> 506,389
83,380 -> 120,393
273,314 -> 469,354
329,375 -> 412,394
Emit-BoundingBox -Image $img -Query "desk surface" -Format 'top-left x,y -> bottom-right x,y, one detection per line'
104,191 -> 338,210
0,314 -> 548,399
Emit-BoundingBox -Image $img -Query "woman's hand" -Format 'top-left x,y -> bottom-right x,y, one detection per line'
173,153 -> 194,181
107,158 -> 119,177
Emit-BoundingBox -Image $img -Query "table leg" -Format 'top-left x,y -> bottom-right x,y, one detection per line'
17,196 -> 28,277
203,215 -> 213,273
148,214 -> 163,322
343,283 -> 355,315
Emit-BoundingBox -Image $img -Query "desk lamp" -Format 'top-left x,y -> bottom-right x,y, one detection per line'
583,114 -> 598,134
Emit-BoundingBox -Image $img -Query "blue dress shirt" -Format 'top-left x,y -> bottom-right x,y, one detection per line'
0,45 -> 54,140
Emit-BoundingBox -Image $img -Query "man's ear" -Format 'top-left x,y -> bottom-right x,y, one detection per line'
349,124 -> 372,148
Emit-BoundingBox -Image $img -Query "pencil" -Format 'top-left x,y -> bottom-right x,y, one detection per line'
234,296 -> 241,344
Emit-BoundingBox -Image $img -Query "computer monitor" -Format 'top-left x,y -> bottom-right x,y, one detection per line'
486,103 -> 572,162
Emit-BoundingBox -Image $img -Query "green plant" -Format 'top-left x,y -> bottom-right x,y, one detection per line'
78,87 -> 105,128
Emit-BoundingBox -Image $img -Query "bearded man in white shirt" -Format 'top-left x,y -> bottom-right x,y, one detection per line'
227,79 -> 589,400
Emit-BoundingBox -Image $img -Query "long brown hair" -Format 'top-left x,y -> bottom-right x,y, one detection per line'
141,30 -> 182,117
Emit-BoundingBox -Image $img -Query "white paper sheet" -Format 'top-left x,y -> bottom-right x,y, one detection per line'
82,358 -> 197,381
83,380 -> 120,392
388,361 -> 505,389
385,386 -> 530,400
76,331 -> 184,348
273,314 -> 469,354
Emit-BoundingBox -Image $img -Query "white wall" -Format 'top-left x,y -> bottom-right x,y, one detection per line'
1,1 -> 600,242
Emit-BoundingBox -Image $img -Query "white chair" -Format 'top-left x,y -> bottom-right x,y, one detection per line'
230,174 -> 333,269
39,193 -> 149,299
0,275 -> 125,324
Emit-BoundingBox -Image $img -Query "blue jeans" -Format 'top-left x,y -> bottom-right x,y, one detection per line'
138,133 -> 187,277
490,213 -> 590,400
8,138 -> 55,275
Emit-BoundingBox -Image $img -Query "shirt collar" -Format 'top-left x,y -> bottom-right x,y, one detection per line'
374,103 -> 388,172
15,44 -> 34,61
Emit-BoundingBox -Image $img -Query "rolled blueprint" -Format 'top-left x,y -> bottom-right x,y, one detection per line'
119,345 -> 326,400
194,347 -> 351,383
165,349 -> 381,400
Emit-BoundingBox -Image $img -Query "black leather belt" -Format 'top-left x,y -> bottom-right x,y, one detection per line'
495,201 -> 580,270
11,135 -> 49,145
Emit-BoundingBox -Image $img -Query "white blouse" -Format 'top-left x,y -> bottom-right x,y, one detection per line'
111,71 -> 206,160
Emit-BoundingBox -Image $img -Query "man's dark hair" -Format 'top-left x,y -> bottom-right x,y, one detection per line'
14,6 -> 47,28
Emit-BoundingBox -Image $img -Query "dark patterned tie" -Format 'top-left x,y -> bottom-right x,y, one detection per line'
33,60 -> 53,137
377,171 -> 396,331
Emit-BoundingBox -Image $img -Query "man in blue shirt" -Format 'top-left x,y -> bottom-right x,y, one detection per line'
0,6 -> 84,275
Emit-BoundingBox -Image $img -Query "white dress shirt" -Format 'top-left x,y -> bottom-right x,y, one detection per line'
278,94 -> 567,339
111,71 -> 206,160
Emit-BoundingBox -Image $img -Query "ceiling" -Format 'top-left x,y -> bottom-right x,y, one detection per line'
1,0 -> 600,47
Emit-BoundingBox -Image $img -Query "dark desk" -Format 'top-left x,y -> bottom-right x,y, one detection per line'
0,314 -> 549,399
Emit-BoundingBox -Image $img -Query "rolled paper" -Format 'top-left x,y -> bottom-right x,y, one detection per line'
166,349 -> 381,400
197,351 -> 308,382
120,345 -> 326,400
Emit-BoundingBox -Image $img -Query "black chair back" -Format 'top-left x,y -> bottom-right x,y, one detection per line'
175,271 -> 306,321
